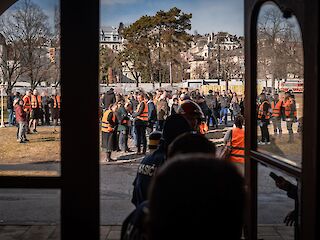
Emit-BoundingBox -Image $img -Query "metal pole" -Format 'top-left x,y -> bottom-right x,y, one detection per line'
218,44 -> 221,85
169,61 -> 173,86
158,26 -> 162,88
0,81 -> 5,128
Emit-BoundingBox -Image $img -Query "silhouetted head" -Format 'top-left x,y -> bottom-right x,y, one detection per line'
148,154 -> 245,240
167,132 -> 216,158
234,115 -> 244,129
162,114 -> 192,151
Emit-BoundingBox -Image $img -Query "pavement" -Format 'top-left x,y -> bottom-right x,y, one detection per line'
0,224 -> 294,240
0,122 -> 299,239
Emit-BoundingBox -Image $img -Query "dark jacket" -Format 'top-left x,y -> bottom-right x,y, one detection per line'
117,106 -> 129,132
121,201 -> 149,240
148,101 -> 157,122
103,90 -> 116,109
131,144 -> 166,207
219,95 -> 230,108
7,95 -> 14,110
205,94 -> 218,110
170,104 -> 179,115
130,97 -> 139,111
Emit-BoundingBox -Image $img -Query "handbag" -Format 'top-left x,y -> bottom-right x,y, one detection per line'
218,130 -> 233,161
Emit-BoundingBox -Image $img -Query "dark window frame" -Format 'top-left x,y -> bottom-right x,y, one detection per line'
1,0 -> 319,239
245,0 -> 319,239
0,0 -> 100,239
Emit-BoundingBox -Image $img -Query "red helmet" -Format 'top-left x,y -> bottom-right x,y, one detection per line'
178,100 -> 205,119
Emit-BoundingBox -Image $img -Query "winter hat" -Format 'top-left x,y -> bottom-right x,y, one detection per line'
162,114 -> 192,146
149,131 -> 162,150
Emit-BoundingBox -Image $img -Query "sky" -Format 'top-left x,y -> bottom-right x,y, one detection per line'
100,0 -> 244,36
6,0 -> 244,36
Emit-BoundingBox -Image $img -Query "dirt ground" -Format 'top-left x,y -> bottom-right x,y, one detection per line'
0,126 -> 61,165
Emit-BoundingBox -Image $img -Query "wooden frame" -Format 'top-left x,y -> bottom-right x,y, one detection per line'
0,0 -> 101,239
1,0 -> 319,239
244,0 -> 319,239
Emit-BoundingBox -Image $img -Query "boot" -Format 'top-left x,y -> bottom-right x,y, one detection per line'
136,146 -> 141,155
106,152 -> 115,162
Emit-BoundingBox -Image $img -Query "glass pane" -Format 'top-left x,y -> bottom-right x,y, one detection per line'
258,163 -> 300,240
256,2 -> 303,168
99,0 -> 245,230
0,189 -> 60,239
0,0 -> 61,176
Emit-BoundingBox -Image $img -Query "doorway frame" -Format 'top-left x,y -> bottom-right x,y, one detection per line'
244,0 -> 319,239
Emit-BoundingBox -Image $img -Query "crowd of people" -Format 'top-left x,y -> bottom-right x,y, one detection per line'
257,88 -> 301,144
119,109 -> 245,239
6,89 -> 61,143
99,87 -> 245,162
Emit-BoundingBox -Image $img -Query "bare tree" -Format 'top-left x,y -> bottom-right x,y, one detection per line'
1,0 -> 51,90
0,34 -> 26,94
257,7 -> 303,90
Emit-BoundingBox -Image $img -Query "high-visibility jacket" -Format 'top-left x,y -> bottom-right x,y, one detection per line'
228,127 -> 245,164
23,95 -> 32,112
31,95 -> 42,109
136,101 -> 149,121
53,95 -> 61,109
101,110 -> 116,133
284,99 -> 297,118
257,101 -> 270,120
199,122 -> 209,135
271,100 -> 283,117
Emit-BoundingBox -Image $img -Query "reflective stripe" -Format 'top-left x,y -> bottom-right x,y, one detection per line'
229,127 -> 245,163
101,110 -> 115,132
31,95 -> 42,108
284,99 -> 297,118
54,96 -> 61,109
271,100 -> 282,117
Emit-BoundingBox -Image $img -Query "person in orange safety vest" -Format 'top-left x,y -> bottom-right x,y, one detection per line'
29,89 -> 42,133
271,93 -> 284,134
132,93 -> 149,155
257,94 -> 271,145
101,104 -> 118,162
51,90 -> 61,133
283,91 -> 297,143
224,115 -> 245,175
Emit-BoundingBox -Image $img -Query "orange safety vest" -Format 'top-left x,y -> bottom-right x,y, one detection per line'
284,99 -> 297,118
31,95 -> 42,109
23,95 -> 32,112
257,101 -> 270,120
101,110 -> 116,133
136,100 -> 149,121
271,100 -> 283,117
228,127 -> 245,164
199,122 -> 209,135
53,95 -> 61,109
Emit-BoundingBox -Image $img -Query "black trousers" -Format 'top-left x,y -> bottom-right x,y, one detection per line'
135,123 -> 147,151
260,121 -> 270,142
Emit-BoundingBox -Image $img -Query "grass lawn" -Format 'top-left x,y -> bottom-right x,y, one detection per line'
0,126 -> 61,165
